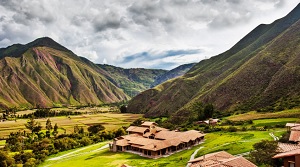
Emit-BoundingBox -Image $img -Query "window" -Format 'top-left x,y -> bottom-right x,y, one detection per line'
289,161 -> 295,167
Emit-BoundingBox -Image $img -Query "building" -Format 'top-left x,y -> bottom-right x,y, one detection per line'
289,126 -> 300,143
109,121 -> 205,158
286,123 -> 300,132
196,118 -> 219,126
273,143 -> 300,167
188,151 -> 257,167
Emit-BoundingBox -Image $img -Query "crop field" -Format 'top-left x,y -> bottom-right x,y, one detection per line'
0,113 -> 142,138
227,108 -> 300,121
13,106 -> 116,116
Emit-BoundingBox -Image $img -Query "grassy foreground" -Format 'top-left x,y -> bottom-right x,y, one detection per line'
39,129 -> 285,167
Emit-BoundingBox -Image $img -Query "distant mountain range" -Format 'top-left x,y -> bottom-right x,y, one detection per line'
151,63 -> 196,87
0,38 -> 194,109
127,3 -> 300,119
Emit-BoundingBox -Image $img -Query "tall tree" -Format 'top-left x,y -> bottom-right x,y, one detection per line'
46,119 -> 53,131
204,103 -> 214,118
250,140 -> 278,166
191,102 -> 204,120
88,124 -> 105,134
52,123 -> 59,137
25,117 -> 42,134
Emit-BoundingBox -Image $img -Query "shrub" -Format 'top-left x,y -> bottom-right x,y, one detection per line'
0,151 -> 15,167
79,137 -> 92,146
227,126 -> 237,132
241,127 -> 247,131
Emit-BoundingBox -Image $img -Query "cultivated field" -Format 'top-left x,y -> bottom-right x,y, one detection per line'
227,108 -> 300,121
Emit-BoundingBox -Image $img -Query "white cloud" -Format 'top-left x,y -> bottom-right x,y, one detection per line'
0,0 -> 298,69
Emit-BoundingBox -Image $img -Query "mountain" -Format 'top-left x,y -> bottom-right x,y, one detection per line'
96,64 -> 167,97
0,37 -> 130,109
127,3 -> 300,119
151,63 -> 196,87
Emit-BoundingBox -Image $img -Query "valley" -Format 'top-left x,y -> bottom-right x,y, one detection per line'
37,112 -> 295,167
0,2 -> 299,167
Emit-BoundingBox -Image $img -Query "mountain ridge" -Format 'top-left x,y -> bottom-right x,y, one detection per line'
127,3 -> 300,119
0,39 -> 130,109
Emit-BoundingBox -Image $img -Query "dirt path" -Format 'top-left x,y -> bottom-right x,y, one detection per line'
269,132 -> 279,141
186,146 -> 204,167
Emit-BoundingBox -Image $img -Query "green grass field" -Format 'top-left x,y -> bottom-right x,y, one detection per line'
195,130 -> 285,157
0,113 -> 142,138
39,128 -> 285,167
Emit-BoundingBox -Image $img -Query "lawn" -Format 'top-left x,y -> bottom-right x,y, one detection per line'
39,129 -> 286,167
0,113 -> 143,138
195,130 -> 285,158
40,141 -> 202,167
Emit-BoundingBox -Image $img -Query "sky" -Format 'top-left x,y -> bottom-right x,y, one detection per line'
0,0 -> 299,70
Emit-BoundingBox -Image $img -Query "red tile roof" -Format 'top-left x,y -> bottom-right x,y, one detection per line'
289,130 -> 300,142
292,126 -> 300,131
189,151 -> 257,167
141,121 -> 157,127
126,126 -> 149,133
286,123 -> 300,128
273,148 -> 300,159
277,142 -> 300,153
189,151 -> 234,163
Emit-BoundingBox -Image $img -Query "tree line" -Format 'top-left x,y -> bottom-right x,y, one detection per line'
1,117 -> 126,167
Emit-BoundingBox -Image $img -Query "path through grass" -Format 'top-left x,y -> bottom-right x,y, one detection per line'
39,129 -> 284,167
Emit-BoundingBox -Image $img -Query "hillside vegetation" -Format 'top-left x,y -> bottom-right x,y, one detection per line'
0,37 -> 130,109
127,3 -> 300,120
97,64 -> 166,97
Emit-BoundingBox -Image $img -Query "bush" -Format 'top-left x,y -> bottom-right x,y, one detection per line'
241,127 -> 247,131
0,151 -> 15,167
24,158 -> 37,167
227,126 -> 237,132
88,124 -> 105,134
250,140 -> 278,166
79,137 -> 92,146
54,137 -> 79,151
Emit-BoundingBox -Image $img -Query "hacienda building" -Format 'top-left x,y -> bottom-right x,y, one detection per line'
109,121 -> 205,158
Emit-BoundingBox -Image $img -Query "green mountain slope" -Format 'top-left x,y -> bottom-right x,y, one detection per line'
151,63 -> 196,87
96,64 -> 167,97
0,37 -> 129,109
127,3 -> 300,118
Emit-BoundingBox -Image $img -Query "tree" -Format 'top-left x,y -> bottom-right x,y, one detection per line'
191,102 -> 204,120
88,124 -> 105,134
250,140 -> 278,166
114,127 -> 126,137
52,123 -> 59,137
79,127 -> 84,134
24,158 -> 37,167
204,103 -> 214,118
0,151 -> 15,167
46,119 -> 53,131
119,105 -> 127,113
74,125 -> 80,134
25,117 -> 42,134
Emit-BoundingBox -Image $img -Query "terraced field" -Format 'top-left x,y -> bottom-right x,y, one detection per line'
0,113 -> 142,138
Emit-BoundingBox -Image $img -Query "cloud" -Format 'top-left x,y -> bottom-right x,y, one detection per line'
93,10 -> 126,32
120,49 -> 202,63
118,49 -> 203,69
0,0 -> 298,69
